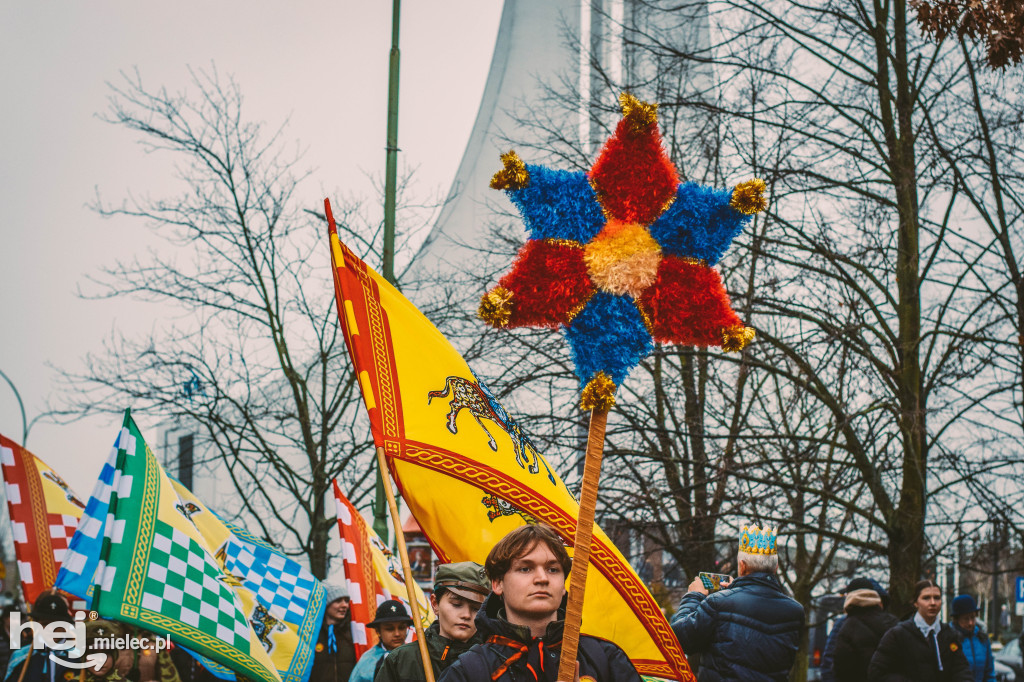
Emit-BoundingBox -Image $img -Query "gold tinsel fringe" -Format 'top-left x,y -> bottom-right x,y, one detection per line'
722,325 -> 756,352
490,151 -> 530,190
478,287 -> 514,327
619,93 -> 658,134
580,372 -> 617,411
730,178 -> 768,215
565,292 -> 595,325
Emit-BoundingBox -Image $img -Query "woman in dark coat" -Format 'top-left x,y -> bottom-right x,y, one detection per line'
833,584 -> 898,681
867,579 -> 972,681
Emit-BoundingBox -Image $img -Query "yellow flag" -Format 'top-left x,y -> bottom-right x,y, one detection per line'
171,480 -> 326,682
326,206 -> 693,681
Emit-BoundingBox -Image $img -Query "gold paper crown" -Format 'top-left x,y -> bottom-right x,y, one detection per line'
738,524 -> 778,555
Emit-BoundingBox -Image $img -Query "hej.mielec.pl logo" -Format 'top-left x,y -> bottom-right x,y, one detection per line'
8,611 -> 170,670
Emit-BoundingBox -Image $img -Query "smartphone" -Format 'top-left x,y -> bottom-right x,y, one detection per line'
698,572 -> 732,593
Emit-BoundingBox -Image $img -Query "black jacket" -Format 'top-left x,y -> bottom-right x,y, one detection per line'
867,618 -> 973,681
310,615 -> 358,682
670,572 -> 805,681
832,590 -> 899,682
437,593 -> 641,682
375,620 -> 479,682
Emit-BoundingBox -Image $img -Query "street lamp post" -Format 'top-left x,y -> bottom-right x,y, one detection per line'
0,369 -> 29,446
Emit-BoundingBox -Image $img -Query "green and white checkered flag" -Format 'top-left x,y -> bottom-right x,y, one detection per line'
94,410 -> 281,682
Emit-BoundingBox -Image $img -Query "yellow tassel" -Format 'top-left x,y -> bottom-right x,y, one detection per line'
490,151 -> 530,190
618,93 -> 658,134
580,372 -> 617,411
479,287 -> 514,327
722,325 -> 756,352
730,178 -> 768,215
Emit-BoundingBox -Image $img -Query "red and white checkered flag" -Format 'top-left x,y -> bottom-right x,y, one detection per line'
332,480 -> 432,660
0,433 -> 85,604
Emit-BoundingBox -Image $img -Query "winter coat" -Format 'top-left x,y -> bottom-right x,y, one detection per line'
310,616 -> 358,682
818,614 -> 846,682
4,645 -> 76,682
832,590 -> 898,682
375,620 -> 479,682
351,644 -> 388,682
951,622 -> 996,682
437,593 -> 641,682
867,618 -> 973,681
670,571 -> 805,681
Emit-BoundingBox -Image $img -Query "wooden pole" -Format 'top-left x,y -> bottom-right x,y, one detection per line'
375,447 -> 435,682
557,408 -> 609,681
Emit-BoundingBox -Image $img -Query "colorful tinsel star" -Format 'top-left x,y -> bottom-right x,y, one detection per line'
479,93 -> 766,411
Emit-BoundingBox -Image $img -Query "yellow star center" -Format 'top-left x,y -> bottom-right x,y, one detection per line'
584,220 -> 662,298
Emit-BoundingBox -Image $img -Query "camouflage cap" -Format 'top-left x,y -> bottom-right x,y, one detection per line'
433,561 -> 489,604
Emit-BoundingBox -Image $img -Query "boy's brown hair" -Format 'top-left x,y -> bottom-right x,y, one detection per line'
485,524 -> 572,581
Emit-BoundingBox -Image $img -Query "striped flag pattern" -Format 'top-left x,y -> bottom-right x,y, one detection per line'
333,480 -> 432,658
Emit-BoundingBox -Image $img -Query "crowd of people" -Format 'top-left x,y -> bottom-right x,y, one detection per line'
0,522 -> 1013,682
818,579 -> 1001,682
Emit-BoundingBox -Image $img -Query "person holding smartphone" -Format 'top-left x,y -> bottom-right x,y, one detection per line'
670,524 -> 804,681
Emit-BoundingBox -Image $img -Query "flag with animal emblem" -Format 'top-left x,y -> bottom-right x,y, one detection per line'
0,433 -> 86,604
332,480 -> 433,660
167,479 -> 326,682
87,411 -> 281,682
325,209 -> 693,681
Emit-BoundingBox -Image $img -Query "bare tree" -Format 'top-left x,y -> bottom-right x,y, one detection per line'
53,68 -> 423,578
453,0 -> 1024,641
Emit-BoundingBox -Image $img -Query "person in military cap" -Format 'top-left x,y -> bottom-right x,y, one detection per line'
81,620 -> 124,681
311,582 -> 357,682
349,600 -> 412,682
374,562 -> 490,682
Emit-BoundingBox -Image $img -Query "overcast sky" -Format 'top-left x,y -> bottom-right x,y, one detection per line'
0,2 -> 503,491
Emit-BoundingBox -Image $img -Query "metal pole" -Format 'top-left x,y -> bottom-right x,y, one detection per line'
992,520 -> 1000,637
0,369 -> 29,446
383,0 -> 401,287
374,0 -> 402,543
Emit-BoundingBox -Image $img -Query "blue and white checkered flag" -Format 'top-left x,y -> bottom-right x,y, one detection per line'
223,536 -> 319,626
55,427 -> 133,601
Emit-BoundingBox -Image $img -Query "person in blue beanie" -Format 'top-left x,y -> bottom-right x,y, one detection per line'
950,595 -> 996,682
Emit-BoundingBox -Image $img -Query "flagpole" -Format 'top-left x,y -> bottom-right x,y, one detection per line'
374,0 -> 402,545
375,446 -> 435,682
557,408 -> 608,681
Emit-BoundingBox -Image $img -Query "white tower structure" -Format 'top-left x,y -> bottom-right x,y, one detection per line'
408,0 -> 710,286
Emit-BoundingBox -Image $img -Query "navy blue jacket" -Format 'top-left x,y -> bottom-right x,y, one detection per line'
438,593 -> 640,682
671,572 -> 805,681
818,614 -> 846,682
951,623 -> 995,682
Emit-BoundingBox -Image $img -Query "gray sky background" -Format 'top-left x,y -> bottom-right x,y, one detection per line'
0,2 -> 503,491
